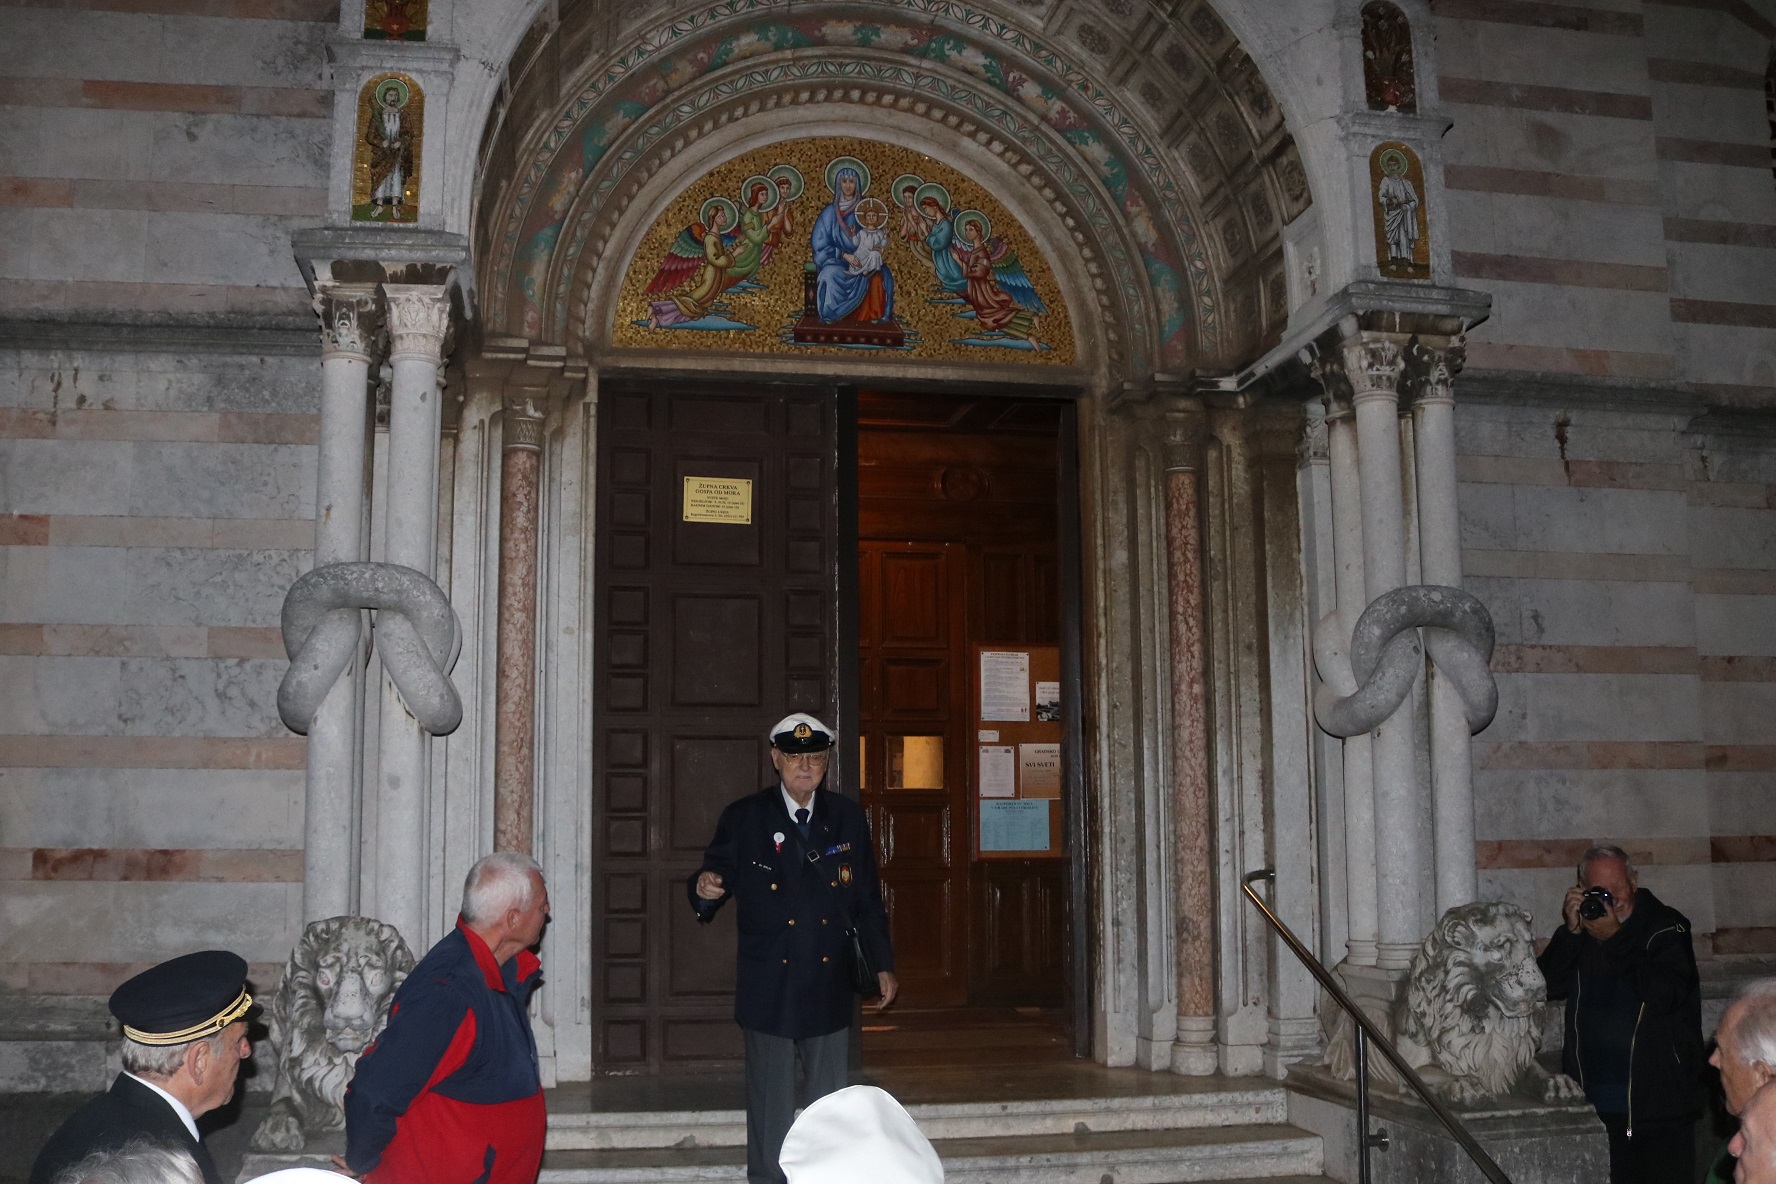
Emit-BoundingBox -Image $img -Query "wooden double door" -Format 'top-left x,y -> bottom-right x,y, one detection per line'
590,382 -> 1070,1073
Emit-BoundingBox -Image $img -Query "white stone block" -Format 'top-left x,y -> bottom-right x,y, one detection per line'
1670,241 -> 1776,306
1443,104 -> 1657,179
146,112 -> 328,190
28,208 -> 149,284
1470,281 -> 1674,356
1508,577 -> 1696,647
1,10 -> 328,88
1439,19 -> 1650,92
124,546 -> 310,627
1700,681 -> 1776,744
1673,322 -> 1776,390
1711,863 -> 1776,930
1456,191 -> 1666,268
1697,594 -> 1776,656
0,546 -> 134,625
0,881 -> 298,962
1642,7 -> 1770,71
130,442 -> 316,520
0,439 -> 135,516
1659,160 -> 1776,226
1492,672 -> 1701,743
0,656 -> 123,735
1652,84 -> 1769,146
1709,772 -> 1776,836
117,657 -> 287,737
0,108 -> 153,181
1475,769 -> 1709,839
143,212 -> 309,290
0,767 -> 304,848
0,208 -> 33,281
1466,484 -> 1689,556
136,354 -> 319,415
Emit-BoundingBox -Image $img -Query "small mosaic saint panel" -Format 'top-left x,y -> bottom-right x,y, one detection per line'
352,73 -> 423,224
612,137 -> 1075,365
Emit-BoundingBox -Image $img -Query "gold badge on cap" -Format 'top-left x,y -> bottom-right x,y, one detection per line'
795,723 -> 811,739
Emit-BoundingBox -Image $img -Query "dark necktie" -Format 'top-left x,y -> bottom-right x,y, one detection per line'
795,807 -> 810,841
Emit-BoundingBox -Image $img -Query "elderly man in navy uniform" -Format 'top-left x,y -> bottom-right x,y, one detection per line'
29,951 -> 254,1184
690,712 -> 897,1184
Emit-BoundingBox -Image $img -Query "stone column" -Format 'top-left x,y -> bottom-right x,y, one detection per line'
1408,335 -> 1477,913
304,283 -> 380,924
1338,316 -> 1421,971
494,387 -> 547,855
1164,403 -> 1217,1076
373,283 -> 452,948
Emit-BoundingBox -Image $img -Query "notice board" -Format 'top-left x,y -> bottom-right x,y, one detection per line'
972,644 -> 1063,860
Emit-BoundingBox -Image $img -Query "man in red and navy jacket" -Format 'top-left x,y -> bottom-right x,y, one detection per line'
341,853 -> 551,1184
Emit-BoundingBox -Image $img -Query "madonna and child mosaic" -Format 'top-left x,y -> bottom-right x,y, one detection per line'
613,138 -> 1074,364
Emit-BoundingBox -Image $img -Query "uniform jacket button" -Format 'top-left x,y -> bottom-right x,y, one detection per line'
771,883 -> 777,890
782,958 -> 788,965
821,918 -> 827,925
788,918 -> 795,926
822,956 -> 829,963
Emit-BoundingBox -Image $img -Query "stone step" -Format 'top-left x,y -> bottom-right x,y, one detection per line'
547,1086 -> 1291,1151
539,1122 -> 1324,1184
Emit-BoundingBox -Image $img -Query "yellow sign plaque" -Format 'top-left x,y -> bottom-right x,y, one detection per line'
683,476 -> 753,524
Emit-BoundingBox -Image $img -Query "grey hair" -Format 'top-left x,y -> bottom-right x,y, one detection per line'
460,852 -> 543,924
119,1029 -> 230,1080
1724,978 -> 1776,1069
51,1140 -> 202,1184
1577,844 -> 1636,882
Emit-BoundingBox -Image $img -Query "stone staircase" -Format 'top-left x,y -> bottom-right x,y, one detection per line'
539,1069 -> 1328,1184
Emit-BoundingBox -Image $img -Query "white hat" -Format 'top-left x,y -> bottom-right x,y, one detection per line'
779,1085 -> 944,1184
244,1171 -> 352,1184
770,712 -> 836,752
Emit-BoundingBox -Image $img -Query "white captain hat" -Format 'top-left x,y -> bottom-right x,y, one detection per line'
779,1085 -> 944,1184
769,712 -> 835,753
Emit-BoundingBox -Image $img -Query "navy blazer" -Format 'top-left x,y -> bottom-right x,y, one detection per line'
690,785 -> 894,1038
29,1074 -> 221,1184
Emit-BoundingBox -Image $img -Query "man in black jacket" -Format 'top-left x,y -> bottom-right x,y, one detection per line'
1538,844 -> 1703,1184
29,951 -> 254,1184
690,712 -> 897,1184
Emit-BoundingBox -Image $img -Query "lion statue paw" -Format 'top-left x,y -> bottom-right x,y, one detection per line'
1392,902 -> 1556,1105
250,916 -> 414,1152
1536,1065 -> 1586,1103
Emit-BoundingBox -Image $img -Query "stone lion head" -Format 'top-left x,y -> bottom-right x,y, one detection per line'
250,915 -> 414,1151
1394,901 -> 1556,1103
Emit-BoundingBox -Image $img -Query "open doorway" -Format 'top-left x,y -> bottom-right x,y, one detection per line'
852,389 -> 1080,1066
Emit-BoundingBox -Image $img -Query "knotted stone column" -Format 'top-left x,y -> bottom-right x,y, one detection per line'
374,283 -> 452,948
494,387 -> 547,855
1164,402 -> 1218,1076
1407,334 -> 1477,913
304,283 -> 380,924
1338,317 -> 1423,971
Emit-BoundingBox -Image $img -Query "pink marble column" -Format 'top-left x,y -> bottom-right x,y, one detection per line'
494,391 -> 546,854
1166,412 -> 1218,1075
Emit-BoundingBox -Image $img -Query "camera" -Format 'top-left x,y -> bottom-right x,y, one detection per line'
1578,886 -> 1614,922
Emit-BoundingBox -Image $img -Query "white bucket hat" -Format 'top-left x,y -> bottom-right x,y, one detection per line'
779,1085 -> 944,1184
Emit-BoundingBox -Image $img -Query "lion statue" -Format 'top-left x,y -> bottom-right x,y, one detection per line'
1391,901 -> 1584,1105
250,916 -> 415,1151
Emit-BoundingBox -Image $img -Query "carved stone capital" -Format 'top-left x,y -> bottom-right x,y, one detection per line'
503,388 -> 548,453
1161,395 -> 1207,473
382,284 -> 452,363
1338,324 -> 1405,408
1403,332 -> 1466,407
313,283 -> 382,363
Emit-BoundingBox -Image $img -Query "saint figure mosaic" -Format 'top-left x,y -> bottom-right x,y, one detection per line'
352,74 -> 423,224
614,138 -> 1072,364
1370,142 -> 1429,280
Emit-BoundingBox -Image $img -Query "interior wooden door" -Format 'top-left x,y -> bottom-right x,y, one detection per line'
858,542 -> 969,1007
591,381 -> 836,1073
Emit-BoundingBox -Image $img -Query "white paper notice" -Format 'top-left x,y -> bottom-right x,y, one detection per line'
1019,742 -> 1062,798
978,745 -> 1016,798
1034,680 -> 1061,722
980,650 -> 1031,721
977,730 -> 999,743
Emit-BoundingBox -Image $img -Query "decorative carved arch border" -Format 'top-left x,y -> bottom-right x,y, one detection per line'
551,57 -> 1136,377
479,0 -> 1228,366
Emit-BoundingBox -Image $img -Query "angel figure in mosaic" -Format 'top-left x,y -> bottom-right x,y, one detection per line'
909,184 -> 966,296
953,209 -> 1048,349
760,164 -> 804,267
366,78 -> 415,219
722,176 -> 778,293
892,173 -> 927,246
643,196 -> 745,329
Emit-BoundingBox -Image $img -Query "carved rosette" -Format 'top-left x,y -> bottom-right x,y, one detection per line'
383,284 -> 452,363
314,284 -> 383,364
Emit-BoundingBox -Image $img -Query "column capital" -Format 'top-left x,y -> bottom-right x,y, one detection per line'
314,283 -> 383,363
1335,316 -> 1406,407
383,284 -> 452,363
1298,397 -> 1330,468
503,386 -> 549,452
1403,332 -> 1466,408
1161,395 -> 1207,473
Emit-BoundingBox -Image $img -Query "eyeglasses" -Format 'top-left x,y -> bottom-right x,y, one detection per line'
779,752 -> 830,766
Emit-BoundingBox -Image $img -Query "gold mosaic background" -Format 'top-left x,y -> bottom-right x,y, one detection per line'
612,138 -> 1074,364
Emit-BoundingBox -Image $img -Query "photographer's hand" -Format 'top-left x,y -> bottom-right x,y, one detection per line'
1582,911 -> 1622,942
1562,884 -> 1585,934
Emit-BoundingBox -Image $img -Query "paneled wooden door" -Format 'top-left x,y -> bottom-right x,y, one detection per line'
591,382 -> 838,1074
857,542 -> 970,1007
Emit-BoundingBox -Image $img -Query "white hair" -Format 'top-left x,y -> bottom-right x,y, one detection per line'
1725,978 -> 1776,1069
460,852 -> 543,924
119,1029 -> 230,1080
52,1140 -> 202,1184
1577,843 -> 1635,882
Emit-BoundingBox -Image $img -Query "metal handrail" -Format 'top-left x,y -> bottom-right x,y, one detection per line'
1242,869 -> 1512,1184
